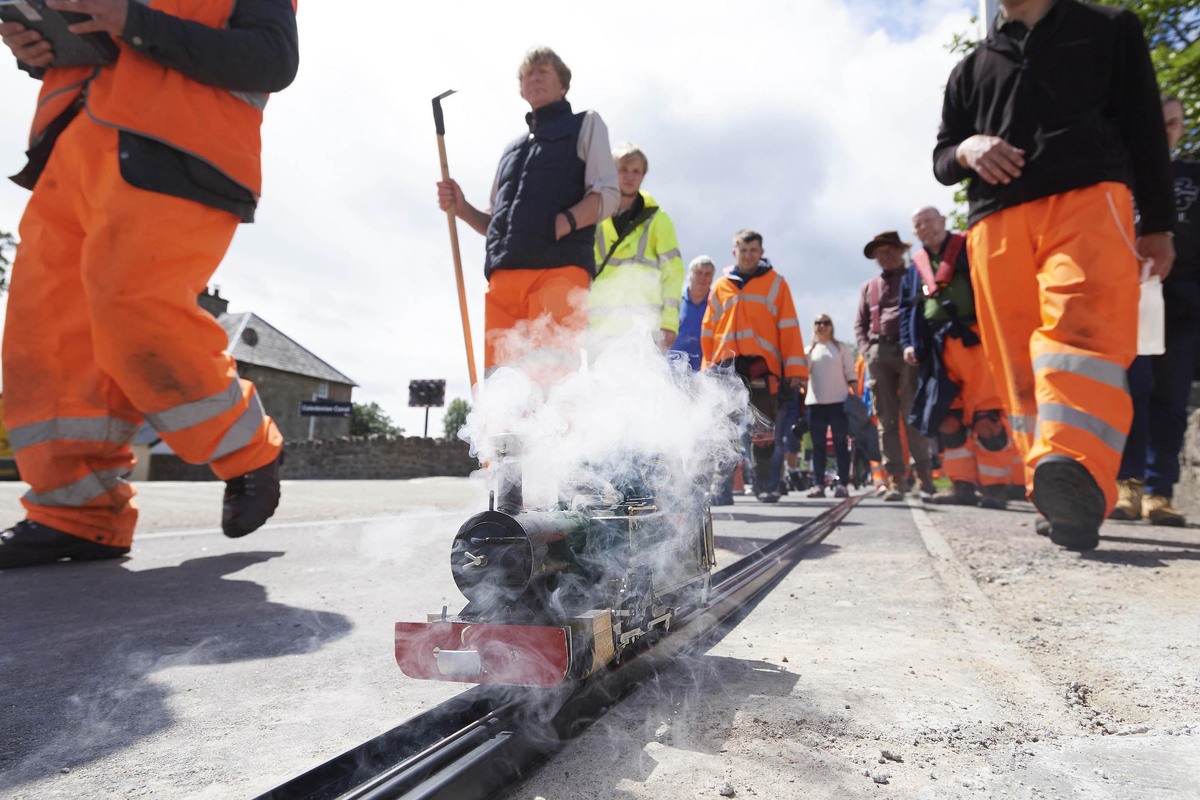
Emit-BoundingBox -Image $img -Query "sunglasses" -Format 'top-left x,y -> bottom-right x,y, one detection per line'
814,320 -> 831,326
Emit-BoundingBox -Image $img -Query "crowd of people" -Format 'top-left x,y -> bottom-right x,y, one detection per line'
0,0 -> 1194,568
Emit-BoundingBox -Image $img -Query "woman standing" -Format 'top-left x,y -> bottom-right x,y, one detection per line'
805,315 -> 858,497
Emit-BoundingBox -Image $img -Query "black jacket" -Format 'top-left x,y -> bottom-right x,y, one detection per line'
934,0 -> 1173,233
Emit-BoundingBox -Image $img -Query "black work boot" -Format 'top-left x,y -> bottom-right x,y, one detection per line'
0,520 -> 129,569
977,484 -> 1008,510
1031,458 -> 1105,551
222,449 -> 283,538
929,480 -> 979,506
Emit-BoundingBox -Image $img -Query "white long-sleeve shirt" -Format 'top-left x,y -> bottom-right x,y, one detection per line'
805,340 -> 857,405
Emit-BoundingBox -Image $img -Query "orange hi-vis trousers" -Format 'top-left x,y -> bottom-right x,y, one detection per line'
967,182 -> 1138,514
2,115 -> 283,548
484,266 -> 590,378
939,332 -> 1019,488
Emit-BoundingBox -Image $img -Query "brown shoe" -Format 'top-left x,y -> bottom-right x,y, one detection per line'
1109,478 -> 1143,521
929,480 -> 978,506
1143,494 -> 1185,527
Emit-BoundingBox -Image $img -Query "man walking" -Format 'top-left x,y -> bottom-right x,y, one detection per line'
1110,95 -> 1199,527
437,47 -> 618,378
0,0 -> 297,569
702,230 -> 807,503
902,206 -> 1019,510
855,231 -> 936,502
589,143 -> 684,354
934,0 -> 1175,550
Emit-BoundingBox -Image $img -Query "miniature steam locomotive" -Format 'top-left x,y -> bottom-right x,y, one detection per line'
395,449 -> 716,687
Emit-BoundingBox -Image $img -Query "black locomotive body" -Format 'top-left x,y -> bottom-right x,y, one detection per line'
395,456 -> 716,687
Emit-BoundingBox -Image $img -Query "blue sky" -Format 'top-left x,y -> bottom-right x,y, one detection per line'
0,0 -> 982,435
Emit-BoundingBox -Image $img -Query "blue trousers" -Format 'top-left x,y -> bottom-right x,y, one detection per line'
1118,302 -> 1200,497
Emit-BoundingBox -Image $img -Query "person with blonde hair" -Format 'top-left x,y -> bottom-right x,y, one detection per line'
589,142 -> 684,353
437,46 -> 619,377
804,315 -> 857,498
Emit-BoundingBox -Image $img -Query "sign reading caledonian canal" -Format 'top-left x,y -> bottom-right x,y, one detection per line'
299,401 -> 353,417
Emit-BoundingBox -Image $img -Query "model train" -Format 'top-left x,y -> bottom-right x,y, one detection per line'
395,448 -> 716,687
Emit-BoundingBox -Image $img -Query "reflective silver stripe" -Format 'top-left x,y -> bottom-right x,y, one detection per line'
590,304 -> 662,317
752,334 -> 782,360
779,318 -> 799,329
663,297 -> 680,310
635,224 -> 653,267
24,468 -> 128,509
765,275 -> 781,312
595,227 -> 608,262
978,464 -> 1013,478
701,329 -> 714,339
1036,402 -> 1126,454
1009,414 -> 1037,435
145,379 -> 243,433
210,392 -> 266,460
942,447 -> 972,461
784,356 -> 807,369
229,91 -> 269,111
606,255 -> 659,269
657,248 -> 681,264
1032,353 -> 1127,391
8,417 -> 138,452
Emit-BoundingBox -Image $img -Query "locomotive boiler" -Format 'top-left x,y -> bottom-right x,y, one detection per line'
395,450 -> 716,687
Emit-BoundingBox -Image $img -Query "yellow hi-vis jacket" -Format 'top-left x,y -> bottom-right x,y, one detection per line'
590,191 -> 684,337
701,261 -> 808,387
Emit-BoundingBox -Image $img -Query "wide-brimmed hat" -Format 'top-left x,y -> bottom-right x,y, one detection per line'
863,231 -> 911,259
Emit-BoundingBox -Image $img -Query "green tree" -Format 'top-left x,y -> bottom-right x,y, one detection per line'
442,397 -> 471,439
1099,0 -> 1199,157
350,401 -> 403,436
0,230 -> 15,294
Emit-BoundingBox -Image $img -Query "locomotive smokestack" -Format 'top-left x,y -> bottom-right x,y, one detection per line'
491,433 -> 523,515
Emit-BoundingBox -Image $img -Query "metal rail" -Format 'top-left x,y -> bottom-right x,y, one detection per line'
254,495 -> 863,800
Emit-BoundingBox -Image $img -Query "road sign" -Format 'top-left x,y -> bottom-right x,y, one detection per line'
299,401 -> 352,417
408,379 -> 446,408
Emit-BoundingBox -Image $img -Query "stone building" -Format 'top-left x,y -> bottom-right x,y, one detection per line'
199,287 -> 357,442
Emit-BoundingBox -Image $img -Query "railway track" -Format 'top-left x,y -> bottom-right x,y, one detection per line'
254,495 -> 863,800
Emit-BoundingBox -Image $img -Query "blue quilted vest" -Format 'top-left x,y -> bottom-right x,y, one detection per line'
485,100 -> 594,278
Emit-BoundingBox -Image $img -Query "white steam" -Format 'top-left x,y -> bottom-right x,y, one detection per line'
462,314 -> 750,510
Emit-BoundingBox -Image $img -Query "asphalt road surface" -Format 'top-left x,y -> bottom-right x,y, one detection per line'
0,478 -> 1196,799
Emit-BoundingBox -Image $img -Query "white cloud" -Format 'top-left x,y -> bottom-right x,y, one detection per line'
0,0 -> 978,435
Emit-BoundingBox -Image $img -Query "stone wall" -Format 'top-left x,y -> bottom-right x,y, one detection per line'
1176,408 -> 1200,518
148,435 -> 477,481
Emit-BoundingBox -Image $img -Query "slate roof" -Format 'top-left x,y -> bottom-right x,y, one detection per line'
218,312 -> 356,386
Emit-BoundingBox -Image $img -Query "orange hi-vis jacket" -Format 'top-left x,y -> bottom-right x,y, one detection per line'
701,262 -> 808,388
26,0 -> 296,198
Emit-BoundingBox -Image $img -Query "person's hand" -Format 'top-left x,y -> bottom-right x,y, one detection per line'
1,22 -> 54,68
955,135 -> 1026,185
1137,232 -> 1176,281
46,0 -> 128,36
903,346 -> 919,366
788,376 -> 803,389
659,329 -> 677,350
554,212 -> 571,241
436,178 -> 464,215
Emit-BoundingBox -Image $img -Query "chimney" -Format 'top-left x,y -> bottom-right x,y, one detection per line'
198,286 -> 229,318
